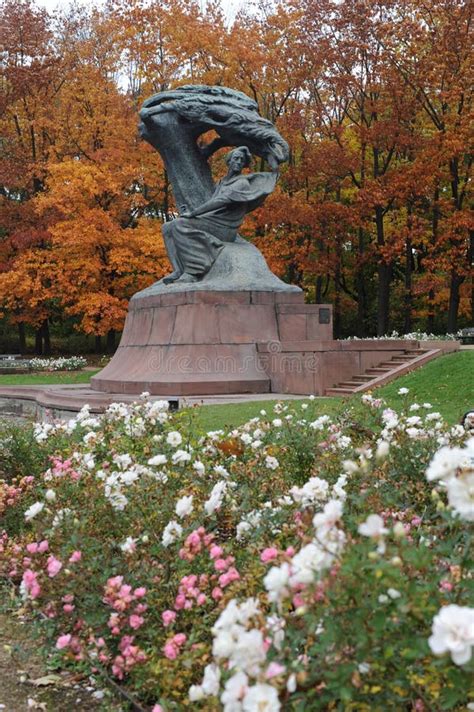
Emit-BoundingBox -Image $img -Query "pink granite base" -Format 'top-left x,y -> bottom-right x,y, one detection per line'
91,290 -> 334,396
258,339 -> 417,394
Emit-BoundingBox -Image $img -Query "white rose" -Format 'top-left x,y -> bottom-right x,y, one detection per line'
24,502 -> 44,521
172,449 -> 191,465
193,460 -> 205,475
358,514 -> 388,539
428,604 -> 474,665
242,683 -> 281,712
265,456 -> 279,470
166,431 -> 182,447
148,454 -> 167,466
175,495 -> 194,518
162,520 -> 183,547
376,440 -> 390,459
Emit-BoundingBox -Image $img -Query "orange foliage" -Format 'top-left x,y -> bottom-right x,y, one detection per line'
0,0 -> 472,343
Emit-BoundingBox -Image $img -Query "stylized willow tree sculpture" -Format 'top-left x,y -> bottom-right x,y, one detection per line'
139,85 -> 289,213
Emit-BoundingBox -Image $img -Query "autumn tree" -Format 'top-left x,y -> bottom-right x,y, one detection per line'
380,0 -> 473,331
1,0 -> 471,351
0,0 -> 67,352
34,6 -> 168,347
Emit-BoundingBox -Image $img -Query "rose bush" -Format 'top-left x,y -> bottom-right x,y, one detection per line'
29,356 -> 88,371
0,392 -> 472,710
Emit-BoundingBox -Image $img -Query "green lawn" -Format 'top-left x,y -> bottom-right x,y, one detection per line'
375,350 -> 473,423
1,352 -> 472,429
0,370 -> 100,385
184,351 -> 474,430
184,397 -> 342,432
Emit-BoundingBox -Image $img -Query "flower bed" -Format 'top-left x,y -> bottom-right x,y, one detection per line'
348,331 -> 461,341
29,356 -> 88,372
0,393 -> 472,710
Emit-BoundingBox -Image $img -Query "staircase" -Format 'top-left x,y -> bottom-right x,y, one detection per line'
325,346 -> 442,396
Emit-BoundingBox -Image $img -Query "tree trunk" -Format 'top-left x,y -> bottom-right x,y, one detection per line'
95,335 -> 102,353
404,206 -> 413,333
470,230 -> 474,325
427,186 -> 440,332
427,289 -> 435,333
334,275 -> 341,339
42,319 -> 51,356
106,329 -> 116,354
447,270 -> 464,333
315,275 -> 323,304
375,204 -> 391,336
356,228 -> 367,337
446,159 -> 465,333
18,322 -> 26,354
404,237 -> 412,334
35,328 -> 43,355
377,262 -> 392,336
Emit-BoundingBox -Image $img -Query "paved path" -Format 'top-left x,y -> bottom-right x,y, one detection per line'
0,610 -> 109,711
0,384 -> 309,421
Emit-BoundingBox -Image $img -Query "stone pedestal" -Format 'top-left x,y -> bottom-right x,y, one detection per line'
90,290 -> 333,396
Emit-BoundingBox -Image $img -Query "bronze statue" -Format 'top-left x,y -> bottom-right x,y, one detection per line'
138,85 -> 297,294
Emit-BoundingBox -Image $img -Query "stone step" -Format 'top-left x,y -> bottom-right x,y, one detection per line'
326,346 -> 446,397
326,387 -> 356,395
378,361 -> 409,368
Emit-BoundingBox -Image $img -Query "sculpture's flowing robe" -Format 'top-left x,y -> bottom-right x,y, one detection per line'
162,171 -> 277,278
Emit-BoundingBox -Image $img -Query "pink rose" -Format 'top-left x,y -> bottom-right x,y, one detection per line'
219,567 -> 240,588
261,547 -> 279,563
214,558 -> 229,571
174,594 -> 186,610
292,594 -> 304,608
209,544 -> 223,559
266,662 -> 286,679
46,556 -> 62,578
68,551 -> 82,563
134,587 -> 147,598
22,569 -> 41,598
162,610 -> 176,627
129,614 -> 144,630
163,641 -> 178,660
56,633 -> 72,650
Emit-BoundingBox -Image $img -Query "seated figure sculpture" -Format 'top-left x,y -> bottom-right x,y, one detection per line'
162,146 -> 277,284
